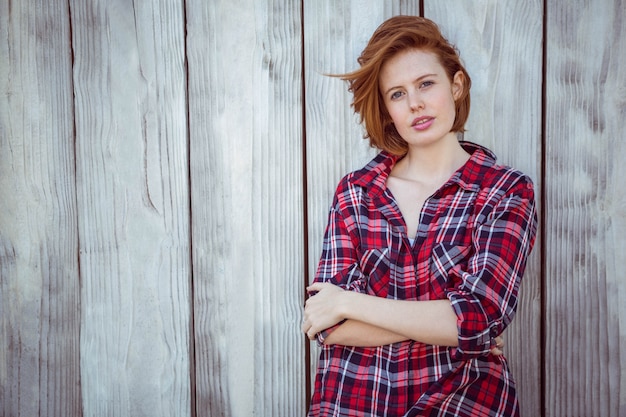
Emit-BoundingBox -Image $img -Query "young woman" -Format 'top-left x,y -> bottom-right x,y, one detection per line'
301,15 -> 537,416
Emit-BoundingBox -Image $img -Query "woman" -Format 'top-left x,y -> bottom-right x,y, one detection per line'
301,15 -> 537,416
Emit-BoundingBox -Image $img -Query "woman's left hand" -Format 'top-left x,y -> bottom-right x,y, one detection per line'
490,335 -> 505,356
301,282 -> 347,340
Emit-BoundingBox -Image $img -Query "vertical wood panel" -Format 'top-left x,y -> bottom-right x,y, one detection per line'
186,0 -> 305,415
425,2 -> 544,415
303,0 -> 420,399
545,0 -> 626,415
0,1 -> 81,416
304,1 -> 421,281
70,0 -> 191,415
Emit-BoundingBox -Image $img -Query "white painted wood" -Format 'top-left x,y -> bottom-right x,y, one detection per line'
545,1 -> 626,415
425,2 -> 544,416
0,1 -> 81,416
303,0 -> 420,401
69,0 -> 191,415
1,2 -> 625,416
186,0 -> 305,415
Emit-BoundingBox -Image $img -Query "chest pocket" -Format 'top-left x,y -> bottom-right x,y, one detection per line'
430,243 -> 472,298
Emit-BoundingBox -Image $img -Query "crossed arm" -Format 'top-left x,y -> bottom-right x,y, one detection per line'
301,282 -> 505,354
303,174 -> 535,355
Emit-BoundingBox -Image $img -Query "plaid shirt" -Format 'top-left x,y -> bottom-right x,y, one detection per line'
309,142 -> 537,417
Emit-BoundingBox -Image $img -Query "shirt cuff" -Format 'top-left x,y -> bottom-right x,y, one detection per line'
448,293 -> 503,358
316,319 -> 348,346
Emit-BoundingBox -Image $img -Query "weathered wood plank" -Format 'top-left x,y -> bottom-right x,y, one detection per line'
304,1 -> 421,272
303,0 -> 420,399
425,2 -> 544,415
186,0 -> 305,415
545,0 -> 626,415
69,0 -> 191,415
0,1 -> 81,416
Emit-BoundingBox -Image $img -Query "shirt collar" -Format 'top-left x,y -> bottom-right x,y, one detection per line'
453,141 -> 497,192
350,141 -> 497,197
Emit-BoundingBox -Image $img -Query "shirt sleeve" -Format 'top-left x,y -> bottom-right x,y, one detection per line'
446,174 -> 538,359
310,193 -> 367,345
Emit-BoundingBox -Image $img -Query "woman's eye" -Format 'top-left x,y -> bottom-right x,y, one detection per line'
390,91 -> 403,100
420,80 -> 434,88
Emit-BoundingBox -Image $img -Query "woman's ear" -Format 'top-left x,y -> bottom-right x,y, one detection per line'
451,71 -> 464,100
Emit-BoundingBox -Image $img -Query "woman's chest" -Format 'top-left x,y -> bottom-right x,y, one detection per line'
353,190 -> 481,298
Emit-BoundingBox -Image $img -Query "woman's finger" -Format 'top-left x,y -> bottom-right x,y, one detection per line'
494,336 -> 504,349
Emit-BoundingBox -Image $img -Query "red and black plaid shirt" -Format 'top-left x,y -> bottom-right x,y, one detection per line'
309,142 -> 537,416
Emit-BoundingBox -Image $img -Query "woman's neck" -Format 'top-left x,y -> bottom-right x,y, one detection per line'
393,134 -> 470,184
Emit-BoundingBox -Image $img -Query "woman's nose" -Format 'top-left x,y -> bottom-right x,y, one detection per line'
408,92 -> 423,112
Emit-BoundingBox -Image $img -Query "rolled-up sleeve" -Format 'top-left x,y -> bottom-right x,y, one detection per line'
311,199 -> 367,345
447,176 -> 538,359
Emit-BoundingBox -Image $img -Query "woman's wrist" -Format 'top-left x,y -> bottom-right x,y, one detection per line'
340,290 -> 360,321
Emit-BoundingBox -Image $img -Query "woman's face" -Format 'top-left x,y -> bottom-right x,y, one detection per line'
379,48 -> 463,148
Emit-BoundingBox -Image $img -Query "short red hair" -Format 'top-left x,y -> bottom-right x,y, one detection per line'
337,16 -> 472,155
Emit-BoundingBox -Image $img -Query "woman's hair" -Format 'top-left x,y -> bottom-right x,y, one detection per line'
337,15 -> 472,155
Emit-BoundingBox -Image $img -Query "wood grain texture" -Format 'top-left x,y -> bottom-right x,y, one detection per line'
0,1 -> 81,416
2,2 -> 625,416
186,0 -> 305,415
545,0 -> 626,415
304,1 -> 421,282
425,2 -> 544,416
69,0 -> 191,415
303,0 -> 421,399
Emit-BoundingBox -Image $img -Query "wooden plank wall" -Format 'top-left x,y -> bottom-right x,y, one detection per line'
0,1 -> 81,416
545,0 -> 626,416
0,1 -> 624,416
424,2 -> 544,414
303,0 -> 421,395
69,1 -> 192,416
186,0 -> 304,415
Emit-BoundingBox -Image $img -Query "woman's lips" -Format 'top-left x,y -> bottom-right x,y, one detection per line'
411,116 -> 434,131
